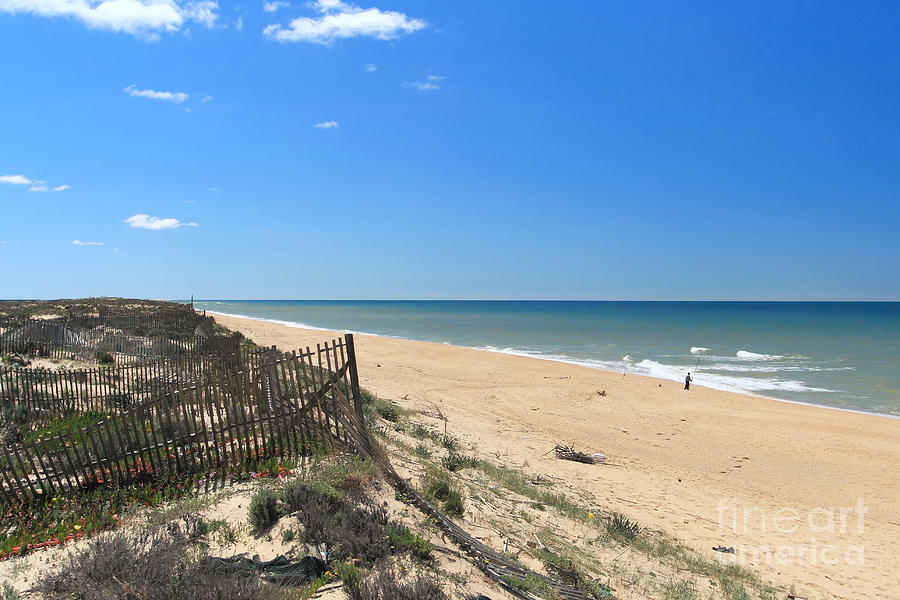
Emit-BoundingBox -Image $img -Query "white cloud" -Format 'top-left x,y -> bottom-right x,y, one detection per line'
201,95 -> 213,103
125,214 -> 199,230
235,15 -> 242,30
0,174 -> 32,185
124,84 -> 189,103
2,174 -> 70,190
0,0 -> 219,39
364,62 -> 377,72
263,0 -> 288,12
183,0 -> 216,27
264,0 -> 425,44
313,120 -> 339,129
404,74 -> 445,91
405,81 -> 437,91
72,239 -> 104,246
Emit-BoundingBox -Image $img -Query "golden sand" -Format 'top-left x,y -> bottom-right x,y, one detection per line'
214,312 -> 900,600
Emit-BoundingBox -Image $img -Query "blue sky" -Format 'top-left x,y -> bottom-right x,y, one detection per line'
1,1 -> 898,300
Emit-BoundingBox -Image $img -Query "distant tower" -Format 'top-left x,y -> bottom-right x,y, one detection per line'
191,294 -> 194,310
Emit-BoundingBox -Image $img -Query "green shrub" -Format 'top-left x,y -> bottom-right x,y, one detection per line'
248,488 -> 282,531
333,561 -> 361,592
96,351 -> 115,365
375,402 -> 399,422
442,493 -> 465,517
423,468 -> 464,517
604,511 -> 641,541
386,524 -> 433,560
283,479 -> 341,514
441,452 -> 478,472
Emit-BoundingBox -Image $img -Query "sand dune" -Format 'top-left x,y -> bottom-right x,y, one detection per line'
214,312 -> 900,600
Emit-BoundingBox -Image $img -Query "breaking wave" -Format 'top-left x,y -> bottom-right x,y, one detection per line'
736,350 -> 782,360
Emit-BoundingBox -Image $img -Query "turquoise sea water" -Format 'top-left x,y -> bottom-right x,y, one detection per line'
191,301 -> 900,417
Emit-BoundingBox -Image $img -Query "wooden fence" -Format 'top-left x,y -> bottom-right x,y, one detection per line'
0,318 -> 238,362
0,305 -> 202,336
0,335 -> 363,504
1,353 -> 242,414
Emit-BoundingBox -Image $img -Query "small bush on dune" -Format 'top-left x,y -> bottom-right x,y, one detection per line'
441,452 -> 478,472
334,503 -> 392,564
333,561 -> 361,590
34,529 -> 264,600
423,468 -> 465,517
317,458 -> 378,494
386,524 -> 433,560
284,479 -> 341,514
248,488 -> 282,532
375,402 -> 399,422
287,483 -> 341,557
285,479 -> 432,565
346,565 -> 447,600
604,511 -> 641,541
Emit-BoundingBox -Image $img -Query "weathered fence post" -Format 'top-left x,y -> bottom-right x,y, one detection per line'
344,334 -> 363,420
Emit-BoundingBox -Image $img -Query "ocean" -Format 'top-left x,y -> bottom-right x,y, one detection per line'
190,301 -> 900,418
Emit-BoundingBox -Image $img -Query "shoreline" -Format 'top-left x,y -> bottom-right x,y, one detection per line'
204,309 -> 900,421
211,310 -> 900,600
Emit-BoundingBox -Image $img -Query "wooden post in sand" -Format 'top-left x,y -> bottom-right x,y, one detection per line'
344,334 -> 363,421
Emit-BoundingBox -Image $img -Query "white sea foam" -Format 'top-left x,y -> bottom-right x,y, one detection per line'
690,346 -> 710,353
701,362 -> 855,373
634,359 -> 837,394
736,350 -> 782,360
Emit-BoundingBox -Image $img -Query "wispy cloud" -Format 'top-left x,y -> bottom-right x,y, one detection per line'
263,0 -> 289,12
313,120 -> 339,129
72,240 -> 103,246
364,63 -> 377,72
264,0 -> 425,44
0,0 -> 219,40
183,0 -> 217,27
125,214 -> 199,230
0,174 -> 32,185
404,75 -> 444,91
2,174 -> 69,191
124,84 -> 189,104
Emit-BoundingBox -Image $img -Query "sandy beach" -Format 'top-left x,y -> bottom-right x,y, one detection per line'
214,312 -> 900,600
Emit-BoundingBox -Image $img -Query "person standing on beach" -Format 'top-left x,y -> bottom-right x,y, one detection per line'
684,372 -> 692,390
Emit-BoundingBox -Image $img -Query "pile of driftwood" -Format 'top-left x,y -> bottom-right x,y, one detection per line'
554,444 -> 606,464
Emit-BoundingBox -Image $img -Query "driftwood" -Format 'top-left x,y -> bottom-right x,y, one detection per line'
554,444 -> 606,464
